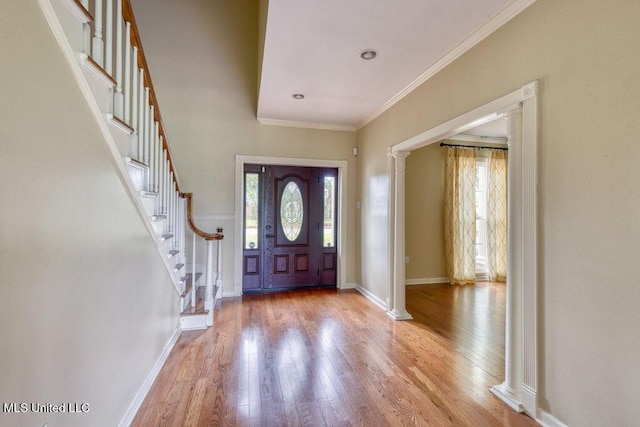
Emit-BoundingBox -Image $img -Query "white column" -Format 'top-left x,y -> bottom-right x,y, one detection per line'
490,107 -> 524,411
92,0 -> 104,66
389,151 -> 412,321
204,239 -> 215,326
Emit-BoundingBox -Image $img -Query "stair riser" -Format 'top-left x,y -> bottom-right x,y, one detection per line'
180,315 -> 207,331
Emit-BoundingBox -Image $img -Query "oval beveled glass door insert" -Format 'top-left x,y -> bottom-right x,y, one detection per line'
281,181 -> 303,241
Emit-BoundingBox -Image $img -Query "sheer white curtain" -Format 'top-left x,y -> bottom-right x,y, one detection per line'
444,147 -> 476,285
486,150 -> 508,281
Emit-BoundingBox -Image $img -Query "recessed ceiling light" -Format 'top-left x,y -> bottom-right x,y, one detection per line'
292,94 -> 304,100
360,50 -> 377,60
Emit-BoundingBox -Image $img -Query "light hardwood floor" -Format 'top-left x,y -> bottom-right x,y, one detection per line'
133,283 -> 537,426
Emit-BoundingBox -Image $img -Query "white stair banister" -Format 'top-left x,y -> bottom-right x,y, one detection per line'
42,0 -> 225,329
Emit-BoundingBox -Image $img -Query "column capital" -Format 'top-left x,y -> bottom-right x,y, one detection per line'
392,150 -> 411,160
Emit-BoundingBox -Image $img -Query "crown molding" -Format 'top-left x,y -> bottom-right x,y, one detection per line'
357,0 -> 538,130
257,117 -> 356,132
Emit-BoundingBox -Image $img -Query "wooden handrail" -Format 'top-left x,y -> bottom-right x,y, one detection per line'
122,0 -> 180,191
181,193 -> 224,241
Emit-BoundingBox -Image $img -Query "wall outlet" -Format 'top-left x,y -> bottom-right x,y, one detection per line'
405,256 -> 410,263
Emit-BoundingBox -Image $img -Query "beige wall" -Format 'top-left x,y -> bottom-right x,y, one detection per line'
405,143 -> 446,281
0,3 -> 180,426
130,0 -> 358,292
358,0 -> 640,424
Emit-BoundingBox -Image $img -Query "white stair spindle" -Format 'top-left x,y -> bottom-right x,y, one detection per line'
156,135 -> 164,192
105,0 -> 113,75
155,126 -> 159,194
170,175 -> 175,233
163,151 -> 168,215
137,69 -> 144,162
92,0 -> 104,66
148,106 -> 155,190
123,23 -> 131,123
177,198 -> 181,253
173,183 -> 177,236
113,0 -> 124,117
130,46 -> 138,130
191,231 -> 196,311
157,147 -> 164,215
144,88 -> 150,167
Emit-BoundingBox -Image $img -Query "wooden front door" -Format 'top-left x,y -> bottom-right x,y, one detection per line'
242,165 -> 337,292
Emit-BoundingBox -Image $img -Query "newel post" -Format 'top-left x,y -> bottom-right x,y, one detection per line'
204,238 -> 215,327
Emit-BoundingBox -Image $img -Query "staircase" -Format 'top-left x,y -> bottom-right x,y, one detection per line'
39,0 -> 223,330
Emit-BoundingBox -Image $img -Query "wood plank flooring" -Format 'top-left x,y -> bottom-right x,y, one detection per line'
132,284 -> 537,426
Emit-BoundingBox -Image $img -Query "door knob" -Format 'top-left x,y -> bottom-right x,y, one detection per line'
265,234 -> 275,238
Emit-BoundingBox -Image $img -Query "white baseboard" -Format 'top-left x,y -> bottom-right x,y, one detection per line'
405,277 -> 450,285
355,285 -> 387,310
118,326 -> 181,427
223,288 -> 240,298
341,282 -> 357,289
538,410 -> 569,427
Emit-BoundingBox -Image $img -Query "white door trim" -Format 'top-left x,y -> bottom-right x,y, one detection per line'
234,155 -> 348,296
389,81 -> 538,417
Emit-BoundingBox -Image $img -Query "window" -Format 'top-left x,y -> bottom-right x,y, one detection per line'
244,173 -> 259,249
475,157 -> 488,275
323,176 -> 336,247
280,181 -> 304,241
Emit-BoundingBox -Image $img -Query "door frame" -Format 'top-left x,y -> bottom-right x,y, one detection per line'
388,81 -> 539,416
235,155 -> 348,296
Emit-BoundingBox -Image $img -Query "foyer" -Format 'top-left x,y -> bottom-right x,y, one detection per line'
132,284 -> 536,426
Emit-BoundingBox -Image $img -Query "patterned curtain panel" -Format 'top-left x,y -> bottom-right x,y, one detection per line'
487,150 -> 508,282
444,147 -> 476,285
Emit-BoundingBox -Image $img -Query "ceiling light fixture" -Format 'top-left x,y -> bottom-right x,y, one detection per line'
292,93 -> 305,100
360,50 -> 377,60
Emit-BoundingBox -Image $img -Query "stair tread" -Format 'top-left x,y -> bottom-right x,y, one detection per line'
179,273 -> 203,298
174,263 -> 185,271
167,249 -> 180,258
160,234 -> 173,241
180,308 -> 209,317
152,214 -> 167,221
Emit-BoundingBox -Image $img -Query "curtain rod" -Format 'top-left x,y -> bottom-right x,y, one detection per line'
439,142 -> 508,151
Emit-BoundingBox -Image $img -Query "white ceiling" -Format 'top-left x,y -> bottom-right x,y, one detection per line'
257,0 -> 534,131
